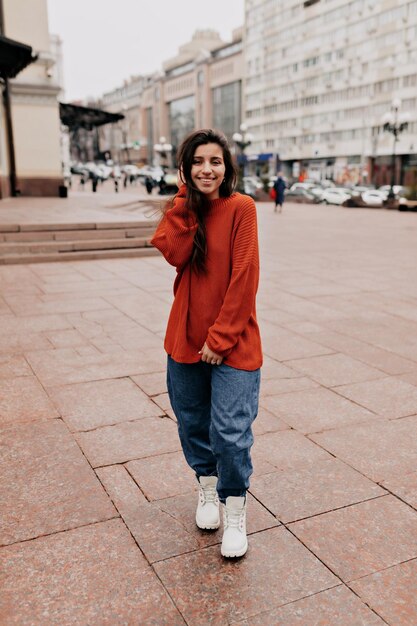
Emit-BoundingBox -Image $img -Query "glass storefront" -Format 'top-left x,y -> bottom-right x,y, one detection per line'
170,96 -> 195,162
212,81 -> 242,142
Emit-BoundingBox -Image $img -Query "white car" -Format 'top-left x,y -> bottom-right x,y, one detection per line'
361,190 -> 387,207
378,185 -> 404,197
321,188 -> 352,205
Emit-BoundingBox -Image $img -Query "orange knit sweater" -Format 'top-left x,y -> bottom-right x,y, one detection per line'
151,185 -> 262,371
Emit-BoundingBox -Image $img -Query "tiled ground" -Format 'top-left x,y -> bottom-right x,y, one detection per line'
1,196 -> 417,625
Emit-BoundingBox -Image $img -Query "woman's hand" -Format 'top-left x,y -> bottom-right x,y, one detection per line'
199,342 -> 223,365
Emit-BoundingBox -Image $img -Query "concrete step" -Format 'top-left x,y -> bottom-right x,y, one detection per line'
0,219 -> 158,233
0,237 -> 153,255
0,226 -> 156,242
0,247 -> 161,265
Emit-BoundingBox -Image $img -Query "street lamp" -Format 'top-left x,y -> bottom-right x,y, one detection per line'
381,98 -> 410,202
232,123 -> 254,193
154,136 -> 172,172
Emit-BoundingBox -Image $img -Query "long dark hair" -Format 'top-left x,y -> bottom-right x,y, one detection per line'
177,129 -> 237,272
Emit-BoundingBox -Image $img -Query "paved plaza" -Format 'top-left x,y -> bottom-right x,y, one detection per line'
1,195 -> 417,624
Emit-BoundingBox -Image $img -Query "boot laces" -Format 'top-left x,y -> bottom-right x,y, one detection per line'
224,507 -> 245,530
200,484 -> 218,505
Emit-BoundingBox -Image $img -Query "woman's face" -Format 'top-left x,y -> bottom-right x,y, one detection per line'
191,143 -> 226,200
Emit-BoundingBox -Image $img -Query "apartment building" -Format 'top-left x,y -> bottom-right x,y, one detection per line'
244,0 -> 417,185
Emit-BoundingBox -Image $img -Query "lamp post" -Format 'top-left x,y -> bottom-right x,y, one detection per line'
381,98 -> 410,201
232,123 -> 254,193
153,136 -> 172,173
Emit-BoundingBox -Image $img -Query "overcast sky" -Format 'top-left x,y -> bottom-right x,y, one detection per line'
47,0 -> 245,102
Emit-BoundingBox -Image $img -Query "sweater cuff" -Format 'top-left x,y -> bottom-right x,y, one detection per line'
205,336 -> 233,358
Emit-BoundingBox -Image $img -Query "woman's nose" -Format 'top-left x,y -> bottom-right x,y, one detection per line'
201,161 -> 212,173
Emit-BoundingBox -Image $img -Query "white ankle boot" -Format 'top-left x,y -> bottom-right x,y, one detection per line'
196,476 -> 220,530
221,496 -> 248,558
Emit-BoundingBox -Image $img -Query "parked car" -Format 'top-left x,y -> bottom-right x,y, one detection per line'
321,187 -> 352,205
360,190 -> 387,207
243,176 -> 263,190
293,183 -> 325,201
137,166 -> 164,183
378,185 -> 404,197
285,187 -> 319,203
243,177 -> 260,198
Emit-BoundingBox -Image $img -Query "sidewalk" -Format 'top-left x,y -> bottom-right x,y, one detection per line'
1,198 -> 417,625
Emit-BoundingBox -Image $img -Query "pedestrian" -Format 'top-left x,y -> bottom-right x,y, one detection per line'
145,175 -> 153,195
273,171 -> 286,213
151,129 -> 262,558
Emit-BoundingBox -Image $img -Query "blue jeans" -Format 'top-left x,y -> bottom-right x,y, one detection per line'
167,356 -> 261,502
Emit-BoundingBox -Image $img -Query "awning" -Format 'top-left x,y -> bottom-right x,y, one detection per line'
247,153 -> 274,162
0,35 -> 36,79
59,102 -> 124,130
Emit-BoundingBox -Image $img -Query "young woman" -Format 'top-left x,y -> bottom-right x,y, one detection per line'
151,129 -> 262,558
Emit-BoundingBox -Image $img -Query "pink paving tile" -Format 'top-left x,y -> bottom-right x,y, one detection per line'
311,418 -> 417,482
260,376 -> 319,397
250,458 -> 385,523
152,391 -> 172,412
262,387 -> 375,434
0,296 -> 11,315
97,464 -> 198,561
399,369 -> 417,387
285,353 -> 386,387
49,377 -> 162,431
261,323 -> 334,361
25,346 -> 164,387
305,329 -> 417,376
350,559 -> 417,626
234,585 -> 385,625
126,451 -> 196,500
95,464 -> 148,506
334,377 -> 417,419
252,429 -> 332,472
75,416 -> 181,467
42,328 -> 89,348
252,407 -> 289,435
0,420 -> 116,545
1,313 -> 72,334
4,293 -> 113,317
290,496 -> 417,582
0,376 -> 59,426
154,526 -> 338,625
131,370 -> 167,396
0,355 -> 32,379
0,330 -> 52,355
259,355 -> 303,380
381,471 -> 417,509
0,519 -> 184,625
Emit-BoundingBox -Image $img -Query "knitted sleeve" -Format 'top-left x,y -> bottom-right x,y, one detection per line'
150,187 -> 198,269
206,197 -> 259,356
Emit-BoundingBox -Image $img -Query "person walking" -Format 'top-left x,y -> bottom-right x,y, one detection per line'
273,172 -> 286,213
151,129 -> 262,558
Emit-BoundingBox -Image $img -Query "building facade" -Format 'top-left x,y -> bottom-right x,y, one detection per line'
244,0 -> 417,185
99,29 -> 243,167
0,0 -> 63,197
